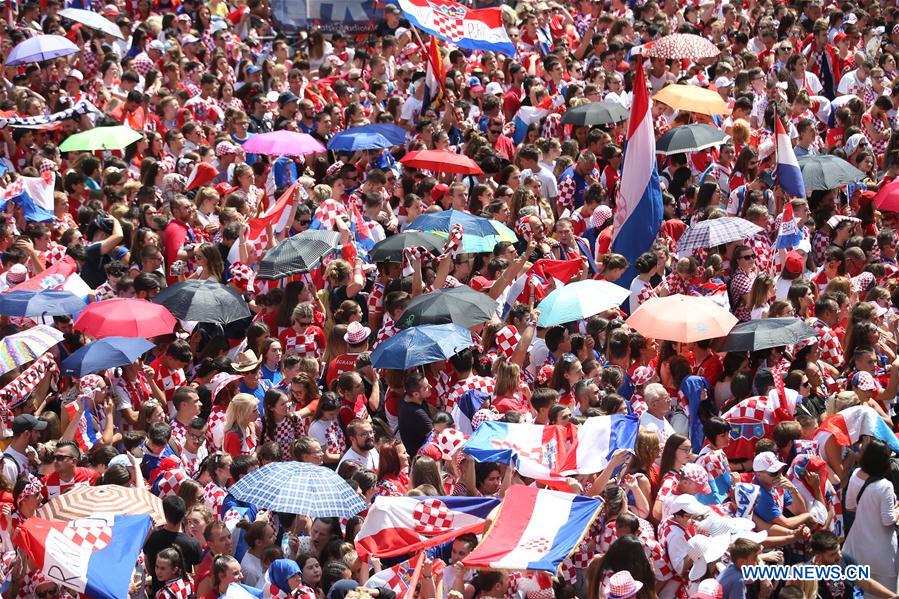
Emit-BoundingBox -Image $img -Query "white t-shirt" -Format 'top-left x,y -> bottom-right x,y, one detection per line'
521,164 -> 559,201
240,552 -> 264,588
339,447 -> 380,471
400,96 -> 423,125
639,411 -> 675,447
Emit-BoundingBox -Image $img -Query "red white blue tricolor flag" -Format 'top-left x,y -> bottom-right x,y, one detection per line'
393,0 -> 516,57
775,117 -> 806,198
462,486 -> 603,573
611,61 -> 663,288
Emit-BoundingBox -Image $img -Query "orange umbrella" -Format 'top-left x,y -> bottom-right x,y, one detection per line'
36,485 -> 165,523
653,85 -> 731,116
626,294 -> 738,343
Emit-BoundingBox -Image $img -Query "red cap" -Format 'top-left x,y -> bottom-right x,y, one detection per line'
469,276 -> 494,292
784,251 -> 805,274
834,32 -> 848,44
858,190 -> 877,208
430,183 -> 449,203
214,182 -> 238,196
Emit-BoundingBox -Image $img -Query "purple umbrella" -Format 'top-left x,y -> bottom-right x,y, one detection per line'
5,34 -> 80,66
242,131 -> 325,156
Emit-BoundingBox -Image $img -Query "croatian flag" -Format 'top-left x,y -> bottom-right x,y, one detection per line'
14,514 -> 152,599
461,485 -> 602,573
818,405 -> 899,453
393,0 -> 516,57
228,182 -> 299,264
774,202 -> 803,250
64,398 -> 101,451
775,117 -> 806,199
611,61 -> 663,289
512,106 -> 548,145
0,173 -> 56,223
365,553 -> 444,597
355,496 -> 499,559
221,583 -> 264,599
501,258 -> 583,317
451,389 -> 490,435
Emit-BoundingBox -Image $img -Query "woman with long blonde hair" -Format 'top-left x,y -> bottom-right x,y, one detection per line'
222,394 -> 259,457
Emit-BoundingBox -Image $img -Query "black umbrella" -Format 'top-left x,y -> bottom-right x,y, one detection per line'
656,124 -> 728,156
718,318 -> 817,352
396,286 -> 499,329
369,232 -> 446,264
797,155 -> 865,191
151,280 -> 251,324
257,230 -> 341,280
560,101 -> 629,127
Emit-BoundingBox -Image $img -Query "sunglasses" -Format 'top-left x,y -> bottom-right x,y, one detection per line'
489,129 -> 502,134
53,454 -> 74,462
36,588 -> 59,598
298,219 -> 311,225
739,254 -> 756,260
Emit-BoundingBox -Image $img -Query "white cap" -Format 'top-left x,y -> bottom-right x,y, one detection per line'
67,69 -> 84,81
663,494 -> 710,520
714,76 -> 733,89
395,27 -> 409,38
148,40 -> 166,52
108,454 -> 132,468
752,451 -> 787,473
485,81 -> 504,95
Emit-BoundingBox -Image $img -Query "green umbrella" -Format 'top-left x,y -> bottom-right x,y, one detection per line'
58,126 -> 142,152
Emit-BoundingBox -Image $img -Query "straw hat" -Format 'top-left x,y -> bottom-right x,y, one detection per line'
230,349 -> 262,373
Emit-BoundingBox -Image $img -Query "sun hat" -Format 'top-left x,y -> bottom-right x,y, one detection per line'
344,321 -> 372,345
230,350 -> 262,373
687,534 -> 730,581
681,463 -> 712,494
604,571 -> 643,599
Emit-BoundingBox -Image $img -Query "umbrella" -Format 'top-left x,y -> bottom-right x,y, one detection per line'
656,124 -> 729,156
151,280 -> 252,324
626,294 -> 738,343
228,462 -> 368,517
674,217 -> 762,254
719,318 -> 817,353
653,85 -> 731,116
875,179 -> 899,212
371,323 -> 473,369
73,298 -> 176,338
58,8 -> 125,39
5,35 -> 79,66
645,33 -> 720,60
58,126 -> 142,152
369,231 -> 446,263
327,124 -> 407,151
396,286 -> 498,329
36,485 -> 164,523
60,337 -> 155,377
536,280 -> 630,327
797,155 -> 865,191
400,150 -> 484,175
0,289 -> 86,317
407,209 -> 517,253
257,230 -> 341,279
242,131 -> 325,156
0,325 -> 63,376
560,101 -> 629,127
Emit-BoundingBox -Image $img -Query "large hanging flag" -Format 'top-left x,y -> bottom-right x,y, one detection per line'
610,60 -> 663,289
14,514 -> 152,599
355,496 -> 499,559
393,0 -> 516,57
501,257 -> 583,317
774,203 -> 803,250
422,36 -> 445,111
461,485 -> 603,573
775,117 -> 806,198
818,405 -> 899,453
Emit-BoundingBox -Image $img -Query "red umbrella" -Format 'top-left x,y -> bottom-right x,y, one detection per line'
399,149 -> 484,175
874,180 -> 899,212
644,33 -> 720,60
73,298 -> 177,339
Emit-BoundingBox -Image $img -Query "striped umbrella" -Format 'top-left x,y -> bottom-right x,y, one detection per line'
674,217 -> 762,254
644,33 -> 720,60
36,485 -> 165,523
0,325 -> 63,376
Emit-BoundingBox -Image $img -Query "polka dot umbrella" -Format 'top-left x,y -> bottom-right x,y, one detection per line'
644,33 -> 721,61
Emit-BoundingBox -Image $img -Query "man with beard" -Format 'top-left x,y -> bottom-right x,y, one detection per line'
338,418 -> 379,471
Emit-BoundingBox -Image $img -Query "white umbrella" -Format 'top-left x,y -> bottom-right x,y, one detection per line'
59,8 -> 125,40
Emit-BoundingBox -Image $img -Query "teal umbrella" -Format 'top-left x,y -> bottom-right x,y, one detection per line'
407,209 -> 517,253
59,126 -> 142,152
536,280 -> 630,327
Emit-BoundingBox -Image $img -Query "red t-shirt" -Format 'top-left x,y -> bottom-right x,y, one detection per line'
326,353 -> 362,387
696,353 -> 724,388
42,467 -> 98,499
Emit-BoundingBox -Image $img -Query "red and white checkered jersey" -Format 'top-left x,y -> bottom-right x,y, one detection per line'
42,467 -> 98,499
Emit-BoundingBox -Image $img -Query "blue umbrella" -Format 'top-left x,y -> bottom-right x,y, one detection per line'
327,124 -> 407,151
536,280 -> 631,327
5,34 -> 80,66
371,323 -> 473,369
228,462 -> 368,517
60,336 -> 155,377
407,209 -> 517,253
0,290 -> 86,317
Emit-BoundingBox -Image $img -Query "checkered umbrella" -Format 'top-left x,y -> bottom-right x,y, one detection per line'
151,280 -> 251,324
227,462 -> 368,517
257,230 -> 341,279
36,485 -> 165,523
0,325 -> 63,376
644,33 -> 721,60
674,217 -> 762,254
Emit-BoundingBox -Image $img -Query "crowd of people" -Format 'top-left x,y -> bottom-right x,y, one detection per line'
2,0 -> 899,597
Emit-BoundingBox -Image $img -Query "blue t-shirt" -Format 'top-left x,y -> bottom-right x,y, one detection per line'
240,379 -> 270,417
260,364 -> 283,387
754,482 -> 793,523
717,563 -> 745,599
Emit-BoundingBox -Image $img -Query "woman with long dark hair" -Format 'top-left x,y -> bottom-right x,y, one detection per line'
651,433 -> 691,521
592,535 -> 657,599
259,387 -> 305,460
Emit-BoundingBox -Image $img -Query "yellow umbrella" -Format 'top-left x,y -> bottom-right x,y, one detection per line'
653,84 -> 731,116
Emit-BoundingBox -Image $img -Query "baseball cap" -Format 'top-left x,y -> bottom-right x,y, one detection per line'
181,34 -> 200,45
692,579 -> 724,599
176,13 -> 191,21
714,76 -> 733,89
681,463 -> 712,494
783,250 -> 805,274
247,65 -> 262,75
278,91 -> 299,106
385,4 -> 401,13
108,454 -> 132,468
852,370 -> 879,391
12,414 -> 48,436
485,81 -> 504,95
468,76 -> 484,93
469,275 -> 494,292
752,451 -> 787,473
148,40 -> 166,52
67,69 -> 84,81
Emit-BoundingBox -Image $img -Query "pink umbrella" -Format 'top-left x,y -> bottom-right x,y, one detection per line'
644,33 -> 720,61
242,131 -> 325,156
625,294 -> 737,343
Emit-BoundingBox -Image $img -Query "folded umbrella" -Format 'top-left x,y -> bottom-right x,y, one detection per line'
653,85 -> 731,116
797,155 -> 865,191
656,124 -> 728,156
0,325 -> 63,376
257,230 -> 341,279
407,209 -> 516,253
151,280 -> 251,324
327,124 -> 407,151
560,101 -> 629,127
396,286 -> 498,329
59,8 -> 125,39
5,34 -> 80,66
73,298 -> 176,338
371,323 -> 473,369
0,289 -> 86,317
228,462 -> 368,517
58,125 -> 142,152
369,231 -> 446,263
674,217 -> 762,254
719,318 -> 818,352
241,131 -> 325,156
61,336 -> 155,377
626,294 -> 738,343
400,150 -> 483,175
536,280 -> 630,327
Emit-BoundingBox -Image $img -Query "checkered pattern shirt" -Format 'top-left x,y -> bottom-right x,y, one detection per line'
444,375 -> 496,411
132,52 -> 156,77
42,467 -> 97,499
155,364 -> 186,408
368,282 -> 385,316
728,268 -> 755,322
636,280 -> 657,307
267,414 -> 306,458
812,230 -> 830,264
169,419 -> 188,450
656,471 -> 681,505
749,231 -> 774,275
696,447 -> 730,480
279,325 -> 326,358
324,420 -> 347,456
94,281 -> 116,302
662,272 -> 689,296
203,482 -> 227,519
206,406 -> 227,451
375,314 -> 399,348
156,577 -> 193,599
812,319 -> 844,368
